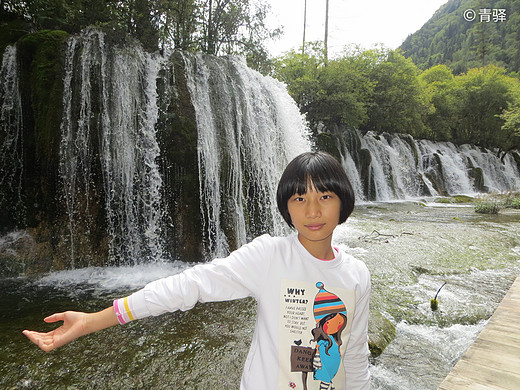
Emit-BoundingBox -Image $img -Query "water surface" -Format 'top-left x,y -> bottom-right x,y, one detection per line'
1,201 -> 519,389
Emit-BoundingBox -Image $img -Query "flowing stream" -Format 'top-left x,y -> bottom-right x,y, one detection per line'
1,202 -> 519,389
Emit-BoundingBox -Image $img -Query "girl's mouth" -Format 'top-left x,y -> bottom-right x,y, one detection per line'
305,223 -> 325,231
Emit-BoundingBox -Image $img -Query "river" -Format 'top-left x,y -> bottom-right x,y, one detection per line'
1,200 -> 519,389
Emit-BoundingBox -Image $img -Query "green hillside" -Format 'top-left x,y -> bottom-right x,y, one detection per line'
400,0 -> 520,74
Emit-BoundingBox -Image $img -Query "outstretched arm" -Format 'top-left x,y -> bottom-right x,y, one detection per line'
22,307 -> 119,352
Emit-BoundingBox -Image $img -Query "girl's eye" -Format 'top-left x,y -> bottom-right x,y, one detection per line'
321,194 -> 332,200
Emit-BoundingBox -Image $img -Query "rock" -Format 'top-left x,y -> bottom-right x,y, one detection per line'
468,167 -> 488,192
368,310 -> 396,357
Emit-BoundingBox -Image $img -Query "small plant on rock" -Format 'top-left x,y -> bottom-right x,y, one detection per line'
430,282 -> 446,311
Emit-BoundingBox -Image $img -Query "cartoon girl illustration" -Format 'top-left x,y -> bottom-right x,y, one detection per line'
311,282 -> 347,390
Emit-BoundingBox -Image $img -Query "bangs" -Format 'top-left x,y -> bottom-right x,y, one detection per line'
294,172 -> 340,196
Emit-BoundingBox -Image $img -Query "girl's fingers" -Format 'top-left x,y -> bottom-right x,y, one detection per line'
43,312 -> 65,323
22,330 -> 44,345
22,330 -> 57,351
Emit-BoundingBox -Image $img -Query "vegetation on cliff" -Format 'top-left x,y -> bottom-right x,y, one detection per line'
1,0 -> 279,69
273,44 -> 520,152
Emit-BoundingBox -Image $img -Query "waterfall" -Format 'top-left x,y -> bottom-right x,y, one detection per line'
60,29 -> 166,265
183,54 -> 311,258
341,128 -> 520,201
57,31 -> 311,264
0,45 -> 25,228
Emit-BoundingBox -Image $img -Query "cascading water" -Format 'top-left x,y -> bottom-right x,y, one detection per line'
59,29 -> 166,265
183,53 -> 311,258
58,30 -> 311,264
0,45 -> 24,228
340,128 -> 520,201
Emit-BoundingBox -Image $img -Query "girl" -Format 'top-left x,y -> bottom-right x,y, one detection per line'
23,151 -> 371,390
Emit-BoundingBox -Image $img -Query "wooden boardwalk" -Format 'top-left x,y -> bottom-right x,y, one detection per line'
438,274 -> 520,390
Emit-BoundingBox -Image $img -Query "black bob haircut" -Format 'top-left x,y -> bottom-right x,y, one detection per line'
276,151 -> 355,227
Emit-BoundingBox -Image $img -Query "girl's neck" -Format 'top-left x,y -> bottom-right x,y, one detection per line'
297,234 -> 335,260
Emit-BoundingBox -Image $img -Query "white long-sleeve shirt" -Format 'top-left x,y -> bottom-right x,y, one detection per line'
114,234 -> 371,389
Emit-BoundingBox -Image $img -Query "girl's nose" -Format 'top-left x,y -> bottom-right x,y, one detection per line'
306,201 -> 321,218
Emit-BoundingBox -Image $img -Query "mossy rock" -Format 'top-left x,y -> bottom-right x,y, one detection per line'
0,12 -> 31,54
368,311 -> 396,357
315,131 -> 342,162
424,153 -> 448,196
452,195 -> 474,203
436,195 -> 474,204
17,30 -> 69,228
468,167 -> 487,192
155,52 -> 202,261
359,148 -> 377,200
511,151 -> 520,173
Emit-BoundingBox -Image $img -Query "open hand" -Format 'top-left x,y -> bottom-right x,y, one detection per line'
22,311 -> 88,352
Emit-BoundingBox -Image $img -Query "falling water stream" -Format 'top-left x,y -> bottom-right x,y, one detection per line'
0,45 -> 25,228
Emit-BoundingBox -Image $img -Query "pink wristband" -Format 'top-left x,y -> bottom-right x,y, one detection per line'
113,299 -> 127,325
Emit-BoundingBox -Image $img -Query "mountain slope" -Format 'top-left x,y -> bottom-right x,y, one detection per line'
400,0 -> 520,74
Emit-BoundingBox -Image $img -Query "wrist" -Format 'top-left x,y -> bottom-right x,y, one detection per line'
84,307 -> 118,334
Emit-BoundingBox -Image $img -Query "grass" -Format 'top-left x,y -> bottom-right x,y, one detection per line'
474,191 -> 520,214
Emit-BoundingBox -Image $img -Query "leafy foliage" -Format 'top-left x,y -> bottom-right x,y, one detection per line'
274,43 -> 375,130
0,0 -> 278,69
363,50 -> 430,138
275,45 -> 520,150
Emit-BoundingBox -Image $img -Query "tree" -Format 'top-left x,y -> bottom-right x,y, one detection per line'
274,43 -> 375,129
198,0 -> 273,56
273,42 -> 325,117
3,0 -> 115,32
500,105 -> 520,151
364,50 -> 430,138
156,0 -> 199,52
1,0 -> 279,67
451,65 -> 518,147
419,64 -> 456,141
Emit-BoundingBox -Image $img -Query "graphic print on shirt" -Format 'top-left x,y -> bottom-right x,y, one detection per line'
279,279 -> 355,390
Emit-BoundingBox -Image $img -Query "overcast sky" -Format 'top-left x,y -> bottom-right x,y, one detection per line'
265,0 -> 449,57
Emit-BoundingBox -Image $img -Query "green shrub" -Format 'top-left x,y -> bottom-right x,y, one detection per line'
474,201 -> 500,214
510,198 -> 520,209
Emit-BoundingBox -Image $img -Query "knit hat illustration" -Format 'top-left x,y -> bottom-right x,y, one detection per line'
313,282 -> 347,323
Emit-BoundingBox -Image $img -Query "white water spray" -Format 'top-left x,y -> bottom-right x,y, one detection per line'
59,29 -> 166,265
0,45 -> 25,226
183,54 -> 311,258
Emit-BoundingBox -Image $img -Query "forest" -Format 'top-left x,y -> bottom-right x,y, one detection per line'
401,0 -> 520,75
1,0 -> 520,151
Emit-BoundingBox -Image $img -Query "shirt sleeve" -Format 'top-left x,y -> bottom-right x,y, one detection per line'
113,234 -> 273,324
343,261 -> 371,389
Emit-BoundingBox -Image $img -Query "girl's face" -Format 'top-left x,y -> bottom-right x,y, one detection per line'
323,314 -> 345,334
287,185 -> 341,258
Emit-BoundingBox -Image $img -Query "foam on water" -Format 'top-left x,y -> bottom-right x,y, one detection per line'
34,262 -> 190,292
370,321 -> 486,390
